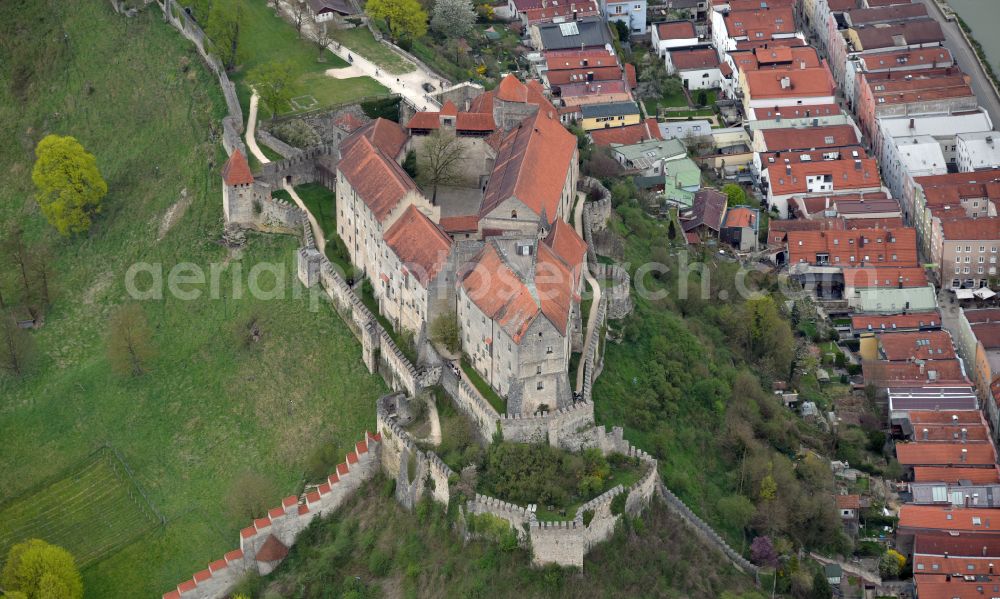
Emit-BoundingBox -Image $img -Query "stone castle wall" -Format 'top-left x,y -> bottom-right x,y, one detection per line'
256,129 -> 303,160
163,433 -> 381,599
438,366 -> 501,441
158,0 -> 244,157
375,395 -> 454,510
499,399 -> 596,449
590,263 -> 633,320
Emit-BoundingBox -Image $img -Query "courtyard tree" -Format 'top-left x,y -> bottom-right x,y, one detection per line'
417,129 -> 465,204
107,303 -> 155,377
430,312 -> 460,353
31,135 -> 107,237
366,0 -> 428,41
431,0 -> 476,39
1,225 -> 32,296
248,60 -> 296,119
1,539 -> 83,599
206,0 -> 244,71
722,183 -> 748,206
0,311 -> 37,379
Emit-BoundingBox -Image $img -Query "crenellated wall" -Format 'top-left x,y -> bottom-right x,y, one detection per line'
375,394 -> 455,509
162,433 -> 381,599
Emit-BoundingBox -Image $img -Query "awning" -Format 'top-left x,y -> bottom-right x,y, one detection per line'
954,288 -> 975,300
974,287 -> 996,300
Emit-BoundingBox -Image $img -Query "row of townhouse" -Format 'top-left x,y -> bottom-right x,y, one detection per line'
333,74 -> 588,415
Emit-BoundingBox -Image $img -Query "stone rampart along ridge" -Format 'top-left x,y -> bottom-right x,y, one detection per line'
162,433 -> 382,599
438,366 -> 501,441
578,177 -> 612,265
589,263 -> 633,320
580,296 -> 607,404
375,393 -> 455,509
657,483 -> 760,576
157,0 -> 245,157
499,398 -> 597,450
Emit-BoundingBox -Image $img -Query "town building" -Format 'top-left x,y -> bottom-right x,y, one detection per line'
710,5 -> 801,58
957,132 -> 1000,173
601,0 -> 647,36
764,157 -> 883,218
651,20 -> 700,57
579,101 -> 642,131
740,65 -> 837,122
530,17 -> 613,51
665,47 -> 723,90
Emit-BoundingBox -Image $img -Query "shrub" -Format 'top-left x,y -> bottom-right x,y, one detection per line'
610,492 -> 626,516
368,549 -> 392,576
582,509 -> 595,526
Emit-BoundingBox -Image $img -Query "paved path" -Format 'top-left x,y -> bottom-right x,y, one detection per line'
245,92 -> 269,165
921,0 -> 1000,127
573,191 -> 603,393
278,2 -> 442,110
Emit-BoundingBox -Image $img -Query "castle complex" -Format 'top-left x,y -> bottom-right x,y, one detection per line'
224,74 -> 586,415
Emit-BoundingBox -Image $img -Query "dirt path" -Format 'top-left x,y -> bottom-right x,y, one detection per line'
283,181 -> 327,253
425,395 -> 442,446
245,92 -> 269,165
574,191 -> 603,393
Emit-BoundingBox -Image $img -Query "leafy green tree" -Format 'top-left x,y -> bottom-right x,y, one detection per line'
107,303 -> 155,377
1,539 -> 83,599
810,570 -> 832,599
206,0 -> 244,70
431,0 -> 476,39
717,494 -> 755,531
367,0 -> 427,40
248,60 -> 295,119
722,183 -> 747,206
430,312 -> 460,353
0,311 -> 37,378
31,135 -> 107,236
879,549 -> 904,578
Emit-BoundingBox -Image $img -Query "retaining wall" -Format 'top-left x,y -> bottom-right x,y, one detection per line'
499,399 -> 597,449
257,129 -> 303,160
438,366 -> 501,441
163,433 -> 381,599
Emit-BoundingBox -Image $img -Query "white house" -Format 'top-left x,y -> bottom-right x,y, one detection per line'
651,20 -> 699,57
957,131 -> 1000,173
307,0 -> 354,22
881,134 -> 947,202
876,111 -> 995,169
666,47 -> 723,90
602,0 -> 647,35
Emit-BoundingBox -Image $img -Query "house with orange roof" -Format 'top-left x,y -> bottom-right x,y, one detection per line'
651,20 -> 700,57
898,506 -> 1000,556
374,205 -> 456,335
335,119 -> 440,279
764,156 -> 883,218
710,6 -> 802,58
478,110 -> 579,235
740,64 -> 837,121
457,229 -> 586,414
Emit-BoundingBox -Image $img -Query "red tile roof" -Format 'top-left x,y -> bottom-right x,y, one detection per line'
522,0 -> 600,23
913,466 -> 1000,484
753,103 -> 842,120
439,215 -> 480,233
496,74 -> 530,103
787,227 -> 919,267
859,47 -> 953,71
535,243 -> 574,332
544,219 -> 587,279
941,218 -> 1000,242
222,149 -> 253,186
481,110 -> 576,223
255,534 -> 289,563
546,65 -> 623,86
656,20 -> 696,41
854,19 -> 944,51
768,158 -> 881,196
724,206 -> 756,228
915,532 -> 1000,557
760,124 -> 860,151
670,47 -> 720,71
843,266 -> 928,289
852,311 -> 941,333
338,126 -> 417,223
545,49 -> 619,71
910,422 -> 990,443
589,118 -> 663,146
624,63 -> 637,89
835,494 -> 861,509
333,112 -> 365,133
723,7 -> 796,39
900,506 -> 1000,533
382,205 -> 452,286
879,330 -> 957,361
909,411 -> 987,425
896,443 -> 996,467
224,549 -> 244,562
914,574 -> 1000,599
863,359 -> 968,388
461,243 -> 543,343
744,66 -> 836,100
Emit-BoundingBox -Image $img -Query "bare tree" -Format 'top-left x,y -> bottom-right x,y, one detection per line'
107,303 -> 155,376
0,312 -> 36,378
226,471 -> 278,519
1,225 -> 32,297
417,129 -> 466,204
29,243 -> 56,310
314,19 -> 330,59
291,0 -> 306,37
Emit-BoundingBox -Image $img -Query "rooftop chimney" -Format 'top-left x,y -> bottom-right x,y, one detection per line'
961,448 -> 968,462
953,414 -> 959,423
962,428 -> 968,443
923,428 -> 929,441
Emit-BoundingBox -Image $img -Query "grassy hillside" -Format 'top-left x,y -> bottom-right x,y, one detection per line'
0,2 -> 387,597
234,476 -> 764,599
